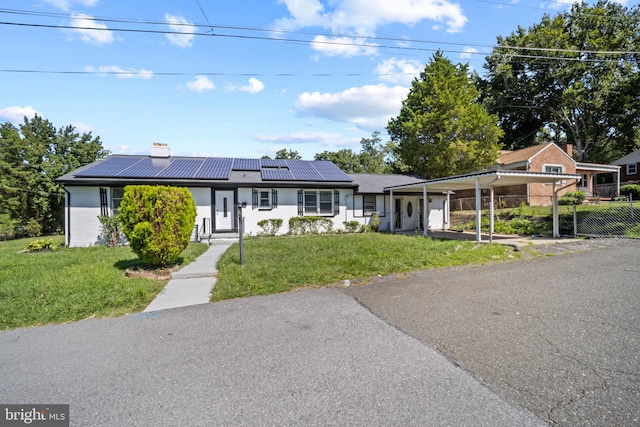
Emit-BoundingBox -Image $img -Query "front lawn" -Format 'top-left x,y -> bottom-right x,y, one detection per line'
213,233 -> 519,301
0,237 -> 208,330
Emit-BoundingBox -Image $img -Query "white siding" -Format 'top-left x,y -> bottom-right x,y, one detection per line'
66,187 -> 103,247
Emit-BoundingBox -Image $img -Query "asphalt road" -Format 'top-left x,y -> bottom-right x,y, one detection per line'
1,288 -> 542,426
346,238 -> 640,426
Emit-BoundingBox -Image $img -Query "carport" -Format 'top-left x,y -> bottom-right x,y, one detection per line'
386,170 -> 580,242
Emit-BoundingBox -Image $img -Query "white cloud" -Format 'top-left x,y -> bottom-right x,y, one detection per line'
275,0 -> 467,35
71,121 -> 94,133
253,131 -> 345,145
240,78 -> 265,94
375,58 -> 422,84
106,145 -> 149,155
165,14 -> 196,47
311,35 -> 379,57
69,13 -> 113,45
186,76 -> 215,92
294,84 -> 409,130
0,106 -> 39,123
226,78 -> 265,94
460,46 -> 478,60
44,0 -> 98,11
85,65 -> 154,79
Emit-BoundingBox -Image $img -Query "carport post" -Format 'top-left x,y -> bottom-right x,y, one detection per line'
390,188 -> 394,233
489,187 -> 494,243
475,178 -> 482,242
552,181 -> 559,238
422,184 -> 428,237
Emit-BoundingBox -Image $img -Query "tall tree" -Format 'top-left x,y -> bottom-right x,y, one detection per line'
314,131 -> 398,173
387,51 -> 503,179
274,149 -> 302,160
481,1 -> 640,162
0,115 -> 109,234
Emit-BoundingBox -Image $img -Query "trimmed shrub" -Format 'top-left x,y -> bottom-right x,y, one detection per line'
343,221 -> 360,233
620,184 -> 640,201
559,190 -> 586,205
288,216 -> 333,235
118,185 -> 196,266
257,218 -> 283,236
24,239 -> 56,252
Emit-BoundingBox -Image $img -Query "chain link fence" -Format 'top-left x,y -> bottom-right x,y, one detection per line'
574,199 -> 640,238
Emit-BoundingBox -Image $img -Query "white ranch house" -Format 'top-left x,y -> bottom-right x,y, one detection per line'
57,145 -> 450,247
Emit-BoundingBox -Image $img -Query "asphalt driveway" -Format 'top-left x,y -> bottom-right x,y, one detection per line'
1,288 -> 542,426
346,238 -> 640,426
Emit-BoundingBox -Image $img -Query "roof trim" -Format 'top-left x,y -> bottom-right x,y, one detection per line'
385,169 -> 580,192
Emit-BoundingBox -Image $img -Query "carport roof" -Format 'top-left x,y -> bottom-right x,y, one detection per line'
384,169 -> 580,193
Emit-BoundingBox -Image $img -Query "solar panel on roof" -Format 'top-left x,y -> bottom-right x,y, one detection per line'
312,161 -> 352,181
261,159 -> 288,168
117,157 -> 171,177
156,158 -> 204,178
232,158 -> 261,171
76,157 -> 143,177
261,168 -> 295,180
194,157 -> 233,179
288,161 -> 324,181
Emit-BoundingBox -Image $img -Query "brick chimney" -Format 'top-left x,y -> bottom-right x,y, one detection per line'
560,144 -> 574,159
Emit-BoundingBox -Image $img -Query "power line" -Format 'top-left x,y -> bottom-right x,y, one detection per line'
1,8 -> 638,58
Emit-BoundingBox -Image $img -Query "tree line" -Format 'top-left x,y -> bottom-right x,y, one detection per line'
0,116 -> 108,235
2,1 -> 638,236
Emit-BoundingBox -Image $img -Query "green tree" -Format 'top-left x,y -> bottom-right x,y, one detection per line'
274,149 -> 302,160
314,131 -> 399,173
481,1 -> 640,162
314,148 -> 363,172
387,51 -> 503,179
118,185 -> 196,266
0,115 -> 108,234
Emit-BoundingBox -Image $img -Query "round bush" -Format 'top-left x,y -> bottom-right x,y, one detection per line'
118,185 -> 197,266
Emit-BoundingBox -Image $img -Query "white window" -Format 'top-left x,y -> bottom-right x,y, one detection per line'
111,187 -> 124,215
363,195 -> 376,215
260,191 -> 270,208
252,189 -> 278,210
299,190 -> 337,216
627,163 -> 637,176
544,165 -> 563,174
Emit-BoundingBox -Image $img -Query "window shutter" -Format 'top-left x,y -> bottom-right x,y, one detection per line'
297,190 -> 303,216
99,188 -> 108,216
252,189 -> 258,209
272,189 -> 278,208
334,189 -> 340,216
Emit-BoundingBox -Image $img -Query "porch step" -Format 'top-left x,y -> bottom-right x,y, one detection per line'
199,233 -> 239,245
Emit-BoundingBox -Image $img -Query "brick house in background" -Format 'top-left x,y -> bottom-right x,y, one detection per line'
612,148 -> 640,184
450,143 -> 619,208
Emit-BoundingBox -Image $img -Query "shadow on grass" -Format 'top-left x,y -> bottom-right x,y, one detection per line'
114,256 -> 185,272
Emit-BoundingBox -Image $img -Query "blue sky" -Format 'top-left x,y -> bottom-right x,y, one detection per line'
0,0 -> 625,160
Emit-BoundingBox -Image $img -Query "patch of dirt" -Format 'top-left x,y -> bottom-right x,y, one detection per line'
125,265 -> 179,281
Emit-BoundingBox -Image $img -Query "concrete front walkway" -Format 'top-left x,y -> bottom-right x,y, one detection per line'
143,240 -> 234,312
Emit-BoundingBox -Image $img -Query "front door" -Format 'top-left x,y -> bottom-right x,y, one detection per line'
214,190 -> 235,231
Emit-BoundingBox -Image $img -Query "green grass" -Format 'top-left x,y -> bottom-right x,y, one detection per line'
213,233 -> 519,301
0,237 -> 209,330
